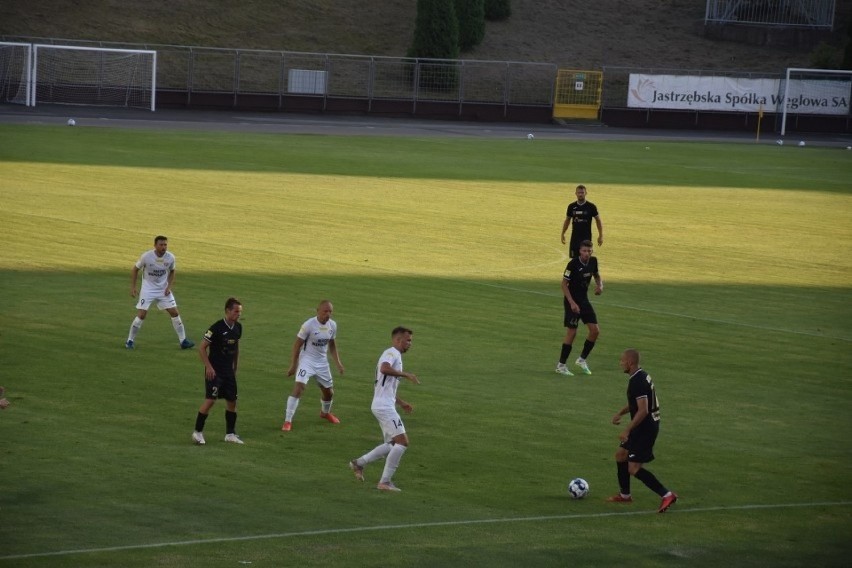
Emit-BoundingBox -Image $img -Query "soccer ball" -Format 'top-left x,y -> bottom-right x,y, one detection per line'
67,118 -> 76,126
798,141 -> 806,147
527,133 -> 534,140
568,477 -> 589,499
776,139 -> 784,146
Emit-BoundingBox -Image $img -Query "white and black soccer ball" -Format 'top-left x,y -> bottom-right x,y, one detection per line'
527,133 -> 534,140
568,477 -> 589,499
67,118 -> 76,126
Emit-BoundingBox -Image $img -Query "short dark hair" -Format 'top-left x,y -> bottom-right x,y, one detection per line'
154,235 -> 168,244
580,239 -> 593,249
391,326 -> 413,337
576,184 -> 586,190
225,297 -> 242,310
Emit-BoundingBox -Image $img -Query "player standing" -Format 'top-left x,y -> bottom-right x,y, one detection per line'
607,349 -> 677,512
125,235 -> 194,350
556,240 -> 602,376
192,297 -> 244,445
349,326 -> 420,492
282,300 -> 345,431
560,184 -> 603,257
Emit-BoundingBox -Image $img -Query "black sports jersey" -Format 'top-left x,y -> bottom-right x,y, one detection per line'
626,369 -> 661,431
566,200 -> 599,247
203,319 -> 242,378
562,256 -> 599,302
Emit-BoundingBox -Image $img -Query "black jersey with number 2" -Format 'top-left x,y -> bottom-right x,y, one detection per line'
626,369 -> 661,431
203,319 -> 242,378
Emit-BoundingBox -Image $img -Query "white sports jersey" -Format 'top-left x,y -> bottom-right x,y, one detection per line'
135,250 -> 176,296
372,346 -> 403,410
296,317 -> 337,363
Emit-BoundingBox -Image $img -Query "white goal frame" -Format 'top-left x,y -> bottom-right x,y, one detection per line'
31,44 -> 157,111
0,41 -> 33,106
780,67 -> 852,136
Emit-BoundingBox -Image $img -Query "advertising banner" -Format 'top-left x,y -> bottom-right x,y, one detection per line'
627,74 -> 850,115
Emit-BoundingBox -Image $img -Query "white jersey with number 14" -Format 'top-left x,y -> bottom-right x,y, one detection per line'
372,346 -> 403,410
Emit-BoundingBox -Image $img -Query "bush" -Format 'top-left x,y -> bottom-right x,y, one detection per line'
456,0 -> 486,52
809,42 -> 841,69
408,0 -> 460,60
484,0 -> 511,21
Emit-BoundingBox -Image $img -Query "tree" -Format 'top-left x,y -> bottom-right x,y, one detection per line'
456,0 -> 486,52
408,0 -> 460,60
484,0 -> 511,21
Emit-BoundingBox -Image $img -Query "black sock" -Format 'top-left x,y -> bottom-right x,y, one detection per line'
634,468 -> 667,497
617,461 -> 631,495
225,410 -> 237,434
194,412 -> 208,432
580,339 -> 596,359
559,343 -> 573,364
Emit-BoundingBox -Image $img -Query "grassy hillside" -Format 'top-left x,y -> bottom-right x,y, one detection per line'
1,0 -> 848,72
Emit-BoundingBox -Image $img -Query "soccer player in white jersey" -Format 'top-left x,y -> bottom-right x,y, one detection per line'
125,236 -> 194,350
282,300 -> 345,431
349,326 -> 420,492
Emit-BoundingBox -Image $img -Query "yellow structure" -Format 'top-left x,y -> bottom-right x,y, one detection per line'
553,69 -> 603,119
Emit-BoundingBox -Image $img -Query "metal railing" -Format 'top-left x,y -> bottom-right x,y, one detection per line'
704,0 -> 835,28
1,36 -> 556,110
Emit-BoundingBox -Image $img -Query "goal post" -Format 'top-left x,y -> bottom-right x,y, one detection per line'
0,42 -> 33,106
32,44 -> 157,111
779,68 -> 852,136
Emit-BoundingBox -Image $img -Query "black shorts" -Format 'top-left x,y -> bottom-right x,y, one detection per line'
205,374 -> 238,401
563,298 -> 597,328
620,422 -> 659,463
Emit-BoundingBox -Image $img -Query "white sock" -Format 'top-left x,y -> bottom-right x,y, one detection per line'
359,442 -> 392,465
128,317 -> 144,341
380,444 -> 407,483
285,396 -> 300,422
171,315 -> 186,342
321,399 -> 332,414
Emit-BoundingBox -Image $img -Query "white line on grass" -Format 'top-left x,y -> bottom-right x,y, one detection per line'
473,281 -> 852,342
2,501 -> 850,561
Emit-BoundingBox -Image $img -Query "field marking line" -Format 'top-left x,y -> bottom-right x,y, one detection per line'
2,500 -> 850,561
473,281 -> 852,343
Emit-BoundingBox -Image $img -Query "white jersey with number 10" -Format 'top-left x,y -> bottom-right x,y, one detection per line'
372,346 -> 403,410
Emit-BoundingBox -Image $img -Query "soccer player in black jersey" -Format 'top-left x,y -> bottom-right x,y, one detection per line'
608,349 -> 678,513
560,184 -> 603,258
192,297 -> 244,445
556,240 -> 602,376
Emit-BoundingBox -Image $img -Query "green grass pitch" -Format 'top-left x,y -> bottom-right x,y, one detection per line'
0,124 -> 851,567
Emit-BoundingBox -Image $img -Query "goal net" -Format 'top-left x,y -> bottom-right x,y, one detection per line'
779,68 -> 852,135
32,45 -> 156,111
0,42 -> 32,105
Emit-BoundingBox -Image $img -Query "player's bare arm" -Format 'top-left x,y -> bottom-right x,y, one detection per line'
329,339 -> 345,375
397,397 -> 413,413
595,215 -> 603,246
611,404 -> 629,425
619,397 -> 649,442
594,274 -> 603,296
380,362 -> 420,385
199,340 -> 216,381
286,337 -> 306,376
165,269 -> 175,296
130,265 -> 139,297
560,216 -> 571,244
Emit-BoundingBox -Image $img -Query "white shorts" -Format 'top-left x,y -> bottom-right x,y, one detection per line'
136,292 -> 178,311
295,359 -> 333,388
372,406 -> 406,443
